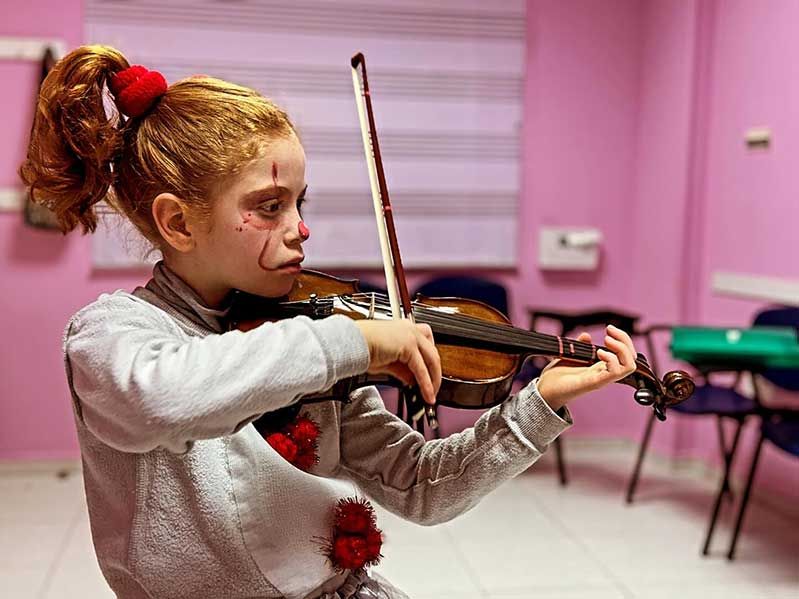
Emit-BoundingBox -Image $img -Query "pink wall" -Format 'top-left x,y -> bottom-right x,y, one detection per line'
623,0 -> 700,458
0,1 -> 153,459
621,0 -> 799,500
519,0 -> 645,438
698,0 -> 799,324
690,0 -> 799,499
1,0 -> 797,502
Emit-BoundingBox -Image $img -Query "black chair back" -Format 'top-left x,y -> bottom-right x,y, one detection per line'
413,275 -> 509,317
753,306 -> 799,391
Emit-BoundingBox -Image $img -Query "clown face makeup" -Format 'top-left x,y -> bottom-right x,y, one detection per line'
187,134 -> 309,302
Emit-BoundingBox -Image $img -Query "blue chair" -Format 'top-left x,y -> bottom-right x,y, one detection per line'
414,275 -> 509,317
407,276 -> 510,439
626,307 -> 799,559
355,280 -> 388,296
626,324 -> 757,518
724,307 -> 799,559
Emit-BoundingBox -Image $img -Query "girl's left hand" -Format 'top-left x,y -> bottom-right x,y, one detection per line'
536,324 -> 638,412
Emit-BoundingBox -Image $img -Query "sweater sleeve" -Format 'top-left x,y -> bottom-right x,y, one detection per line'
64,294 -> 369,454
336,379 -> 572,526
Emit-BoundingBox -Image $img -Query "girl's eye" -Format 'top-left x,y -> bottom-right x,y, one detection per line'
258,200 -> 281,214
297,196 -> 307,218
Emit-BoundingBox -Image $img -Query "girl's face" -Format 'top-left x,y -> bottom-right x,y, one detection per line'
197,133 -> 309,300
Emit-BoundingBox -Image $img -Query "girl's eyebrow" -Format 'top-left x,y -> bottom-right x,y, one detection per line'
241,184 -> 308,202
241,186 -> 279,202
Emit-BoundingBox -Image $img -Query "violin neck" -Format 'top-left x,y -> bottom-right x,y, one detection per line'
412,309 -> 599,363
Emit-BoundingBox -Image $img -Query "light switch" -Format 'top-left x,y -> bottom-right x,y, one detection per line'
538,227 -> 602,270
745,127 -> 771,149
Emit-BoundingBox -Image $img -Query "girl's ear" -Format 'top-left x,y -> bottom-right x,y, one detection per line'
152,192 -> 195,252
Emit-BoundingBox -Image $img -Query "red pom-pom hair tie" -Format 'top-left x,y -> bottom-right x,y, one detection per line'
109,65 -> 168,118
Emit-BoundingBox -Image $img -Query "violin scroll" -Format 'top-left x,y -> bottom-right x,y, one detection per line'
662,370 -> 696,405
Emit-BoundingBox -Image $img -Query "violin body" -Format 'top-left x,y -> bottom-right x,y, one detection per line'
229,270 -> 695,417
230,270 -> 520,409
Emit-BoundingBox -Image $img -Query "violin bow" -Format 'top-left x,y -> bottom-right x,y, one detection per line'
350,52 -> 438,429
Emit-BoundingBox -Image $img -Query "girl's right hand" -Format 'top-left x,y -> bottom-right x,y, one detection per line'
354,320 -> 441,406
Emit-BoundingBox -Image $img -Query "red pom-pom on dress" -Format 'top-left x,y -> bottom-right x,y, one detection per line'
325,497 -> 383,571
263,414 -> 319,473
264,432 -> 299,464
262,414 -> 384,570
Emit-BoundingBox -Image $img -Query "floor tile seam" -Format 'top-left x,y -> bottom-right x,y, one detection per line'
531,494 -> 636,599
439,525 -> 491,597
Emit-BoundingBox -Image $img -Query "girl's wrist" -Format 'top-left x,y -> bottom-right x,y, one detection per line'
536,374 -> 569,412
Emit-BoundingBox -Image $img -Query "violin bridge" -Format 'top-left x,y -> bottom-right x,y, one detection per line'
368,292 -> 376,320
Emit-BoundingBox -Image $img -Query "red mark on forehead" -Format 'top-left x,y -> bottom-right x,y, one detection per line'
272,162 -> 279,188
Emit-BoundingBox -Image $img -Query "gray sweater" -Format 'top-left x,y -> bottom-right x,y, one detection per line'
63,262 -> 571,598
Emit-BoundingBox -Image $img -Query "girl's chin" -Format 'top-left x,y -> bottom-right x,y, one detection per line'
253,277 -> 298,298
233,267 -> 301,298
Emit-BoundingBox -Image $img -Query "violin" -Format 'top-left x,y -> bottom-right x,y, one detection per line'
229,270 -> 695,423
229,52 -> 695,429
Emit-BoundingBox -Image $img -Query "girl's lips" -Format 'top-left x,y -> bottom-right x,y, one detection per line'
276,263 -> 302,273
274,255 -> 304,269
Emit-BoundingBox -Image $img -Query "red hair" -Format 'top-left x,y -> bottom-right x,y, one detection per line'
20,45 -> 295,243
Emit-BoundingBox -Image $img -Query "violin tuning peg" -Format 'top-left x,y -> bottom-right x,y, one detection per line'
634,387 -> 656,406
653,403 -> 667,422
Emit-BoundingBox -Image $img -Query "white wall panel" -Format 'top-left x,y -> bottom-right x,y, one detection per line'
86,0 -> 524,268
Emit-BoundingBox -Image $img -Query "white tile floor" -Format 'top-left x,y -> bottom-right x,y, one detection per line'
1,447 -> 797,599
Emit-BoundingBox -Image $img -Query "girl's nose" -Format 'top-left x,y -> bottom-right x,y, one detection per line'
298,220 -> 310,241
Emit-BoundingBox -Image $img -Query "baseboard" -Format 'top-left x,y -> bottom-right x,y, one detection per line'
0,458 -> 81,475
549,436 -> 799,520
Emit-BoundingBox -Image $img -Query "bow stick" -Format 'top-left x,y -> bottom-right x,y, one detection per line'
350,52 -> 438,430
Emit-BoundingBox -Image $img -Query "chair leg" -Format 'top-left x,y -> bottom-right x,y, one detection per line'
727,428 -> 765,560
554,437 -> 567,486
715,416 -> 733,500
702,417 -> 745,556
396,389 -> 405,422
626,410 -> 658,504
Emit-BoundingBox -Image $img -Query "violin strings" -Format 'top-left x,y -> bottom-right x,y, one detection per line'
348,293 -> 594,352
345,293 -> 604,360
345,292 -> 582,349
418,310 -> 594,358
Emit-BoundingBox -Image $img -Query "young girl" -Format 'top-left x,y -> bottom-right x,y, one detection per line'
21,45 -> 638,599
